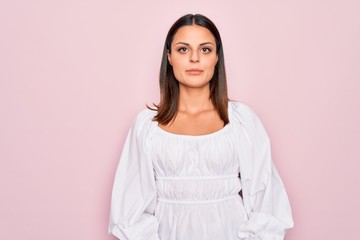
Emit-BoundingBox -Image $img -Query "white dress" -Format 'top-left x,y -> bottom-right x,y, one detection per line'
108,101 -> 294,240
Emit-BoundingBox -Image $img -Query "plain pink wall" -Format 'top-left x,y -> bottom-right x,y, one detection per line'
1,0 -> 359,239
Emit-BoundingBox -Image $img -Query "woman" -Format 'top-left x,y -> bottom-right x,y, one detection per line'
108,14 -> 294,240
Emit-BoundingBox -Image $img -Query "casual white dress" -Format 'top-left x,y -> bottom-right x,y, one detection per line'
108,101 -> 294,240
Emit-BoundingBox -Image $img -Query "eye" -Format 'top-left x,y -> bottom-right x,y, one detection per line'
201,47 -> 212,53
177,47 -> 189,53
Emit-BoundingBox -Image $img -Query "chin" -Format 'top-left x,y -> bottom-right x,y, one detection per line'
179,81 -> 210,89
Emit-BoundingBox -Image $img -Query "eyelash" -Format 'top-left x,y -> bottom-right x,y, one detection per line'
201,47 -> 211,53
177,47 -> 212,53
178,47 -> 188,53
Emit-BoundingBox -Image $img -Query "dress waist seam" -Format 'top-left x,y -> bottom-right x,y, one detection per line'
157,195 -> 239,204
155,174 -> 239,181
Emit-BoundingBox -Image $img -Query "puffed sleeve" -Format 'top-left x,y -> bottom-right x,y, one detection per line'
108,110 -> 160,240
233,103 -> 294,240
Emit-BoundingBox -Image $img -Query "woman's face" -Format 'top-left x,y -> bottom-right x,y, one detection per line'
168,25 -> 218,89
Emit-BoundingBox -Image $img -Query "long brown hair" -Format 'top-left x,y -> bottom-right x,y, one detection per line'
148,14 -> 229,125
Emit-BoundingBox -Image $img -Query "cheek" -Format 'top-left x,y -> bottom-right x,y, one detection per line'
203,58 -> 217,79
171,56 -> 186,69
205,67 -> 215,80
205,57 -> 217,72
171,57 -> 187,76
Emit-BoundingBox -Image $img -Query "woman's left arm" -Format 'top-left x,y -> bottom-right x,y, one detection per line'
236,104 -> 294,240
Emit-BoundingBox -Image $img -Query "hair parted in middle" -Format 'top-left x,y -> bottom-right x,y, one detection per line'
148,13 -> 229,125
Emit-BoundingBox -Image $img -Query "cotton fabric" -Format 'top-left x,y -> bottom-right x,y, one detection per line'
108,101 -> 294,240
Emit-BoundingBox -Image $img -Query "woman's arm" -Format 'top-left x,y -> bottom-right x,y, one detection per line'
235,103 -> 294,240
108,111 -> 160,240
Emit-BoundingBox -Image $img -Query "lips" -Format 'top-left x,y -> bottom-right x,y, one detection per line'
186,68 -> 204,75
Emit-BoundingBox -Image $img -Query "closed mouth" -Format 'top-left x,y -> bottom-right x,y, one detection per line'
186,69 -> 204,75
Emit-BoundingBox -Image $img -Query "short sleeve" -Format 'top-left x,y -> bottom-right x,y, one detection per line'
108,110 -> 160,240
231,102 -> 294,240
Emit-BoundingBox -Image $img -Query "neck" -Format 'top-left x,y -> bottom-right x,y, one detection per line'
178,84 -> 213,114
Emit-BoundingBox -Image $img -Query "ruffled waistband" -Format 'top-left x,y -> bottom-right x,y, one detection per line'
155,174 -> 242,203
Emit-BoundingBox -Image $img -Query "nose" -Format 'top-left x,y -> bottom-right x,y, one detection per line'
190,51 -> 199,63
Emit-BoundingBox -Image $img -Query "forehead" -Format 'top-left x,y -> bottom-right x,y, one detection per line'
172,25 -> 216,45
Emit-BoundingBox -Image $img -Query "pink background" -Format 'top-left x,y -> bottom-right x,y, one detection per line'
1,0 -> 359,239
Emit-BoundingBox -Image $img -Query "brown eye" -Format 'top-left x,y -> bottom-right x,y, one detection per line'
178,47 -> 189,53
201,47 -> 211,53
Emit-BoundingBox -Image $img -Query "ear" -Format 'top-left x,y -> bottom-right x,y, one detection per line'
167,50 -> 172,65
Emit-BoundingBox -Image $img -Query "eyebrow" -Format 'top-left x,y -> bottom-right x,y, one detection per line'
175,42 -> 215,46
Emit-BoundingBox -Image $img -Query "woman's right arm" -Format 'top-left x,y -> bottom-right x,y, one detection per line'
108,111 -> 160,240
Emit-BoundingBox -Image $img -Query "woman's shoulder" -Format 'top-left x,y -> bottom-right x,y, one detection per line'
229,100 -> 259,123
229,100 -> 269,140
135,107 -> 157,121
130,107 -> 157,132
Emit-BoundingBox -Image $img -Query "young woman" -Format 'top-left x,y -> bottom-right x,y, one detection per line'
108,14 -> 294,240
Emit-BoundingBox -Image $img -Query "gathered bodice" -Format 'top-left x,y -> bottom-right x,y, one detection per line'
108,101 -> 294,240
148,121 -> 242,203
